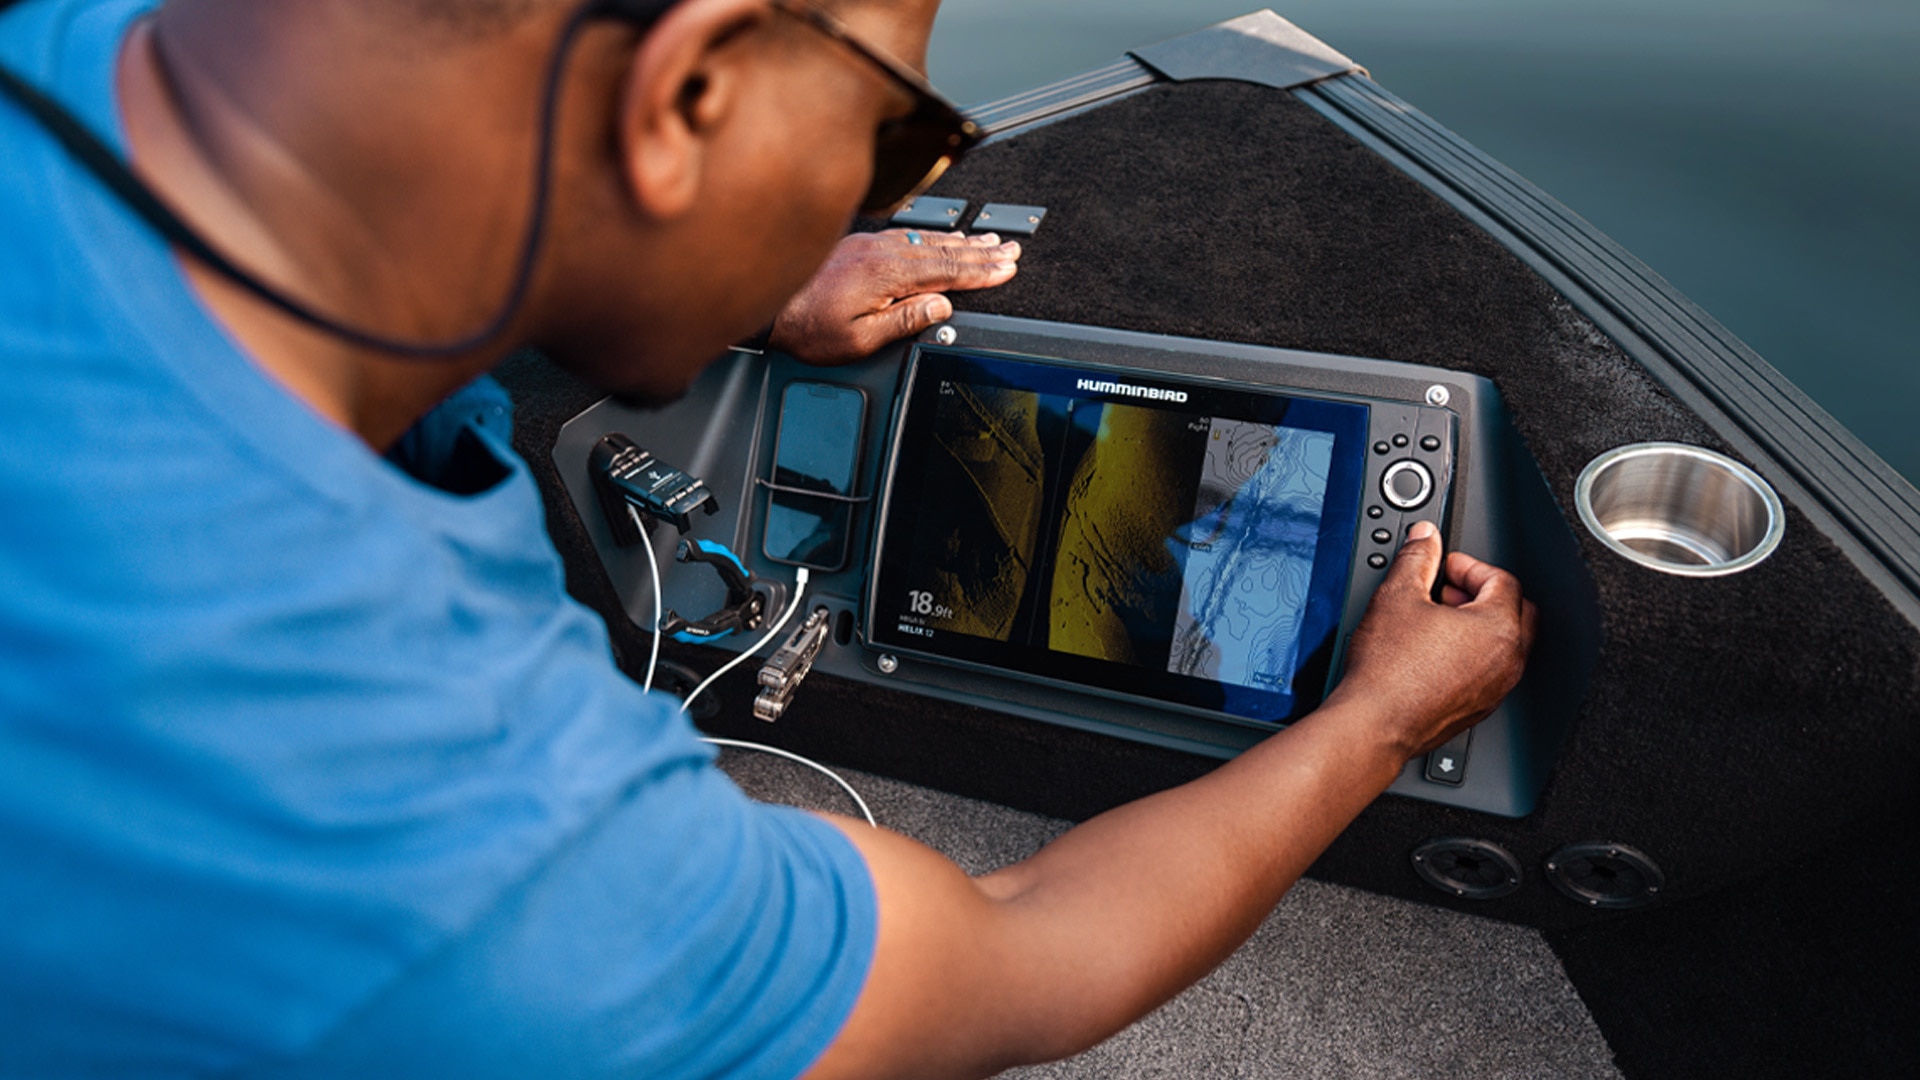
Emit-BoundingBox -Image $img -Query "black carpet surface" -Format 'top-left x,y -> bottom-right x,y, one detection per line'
1544,795 -> 1920,1079
501,77 -> 1920,1077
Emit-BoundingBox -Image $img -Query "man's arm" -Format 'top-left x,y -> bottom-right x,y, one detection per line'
805,522 -> 1537,1079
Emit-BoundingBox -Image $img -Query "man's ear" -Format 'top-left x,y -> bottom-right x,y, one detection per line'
617,0 -> 774,221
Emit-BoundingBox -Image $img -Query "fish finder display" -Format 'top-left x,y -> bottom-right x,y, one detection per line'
868,349 -> 1371,723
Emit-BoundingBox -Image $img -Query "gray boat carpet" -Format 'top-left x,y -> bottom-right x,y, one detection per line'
717,749 -> 1620,1079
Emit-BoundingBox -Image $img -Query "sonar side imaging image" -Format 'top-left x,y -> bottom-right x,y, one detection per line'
1049,404 -> 1208,666
1166,419 -> 1335,694
914,381 -> 1045,641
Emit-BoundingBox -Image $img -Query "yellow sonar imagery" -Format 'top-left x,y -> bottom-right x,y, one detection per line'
1049,403 -> 1202,667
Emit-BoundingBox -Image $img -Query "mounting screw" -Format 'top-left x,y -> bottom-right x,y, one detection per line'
878,654 -> 900,674
1425,385 -> 1451,407
978,211 -> 992,222
1028,214 -> 1041,224
934,326 -> 958,346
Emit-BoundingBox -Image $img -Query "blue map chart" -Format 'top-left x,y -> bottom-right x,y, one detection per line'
1166,420 -> 1335,694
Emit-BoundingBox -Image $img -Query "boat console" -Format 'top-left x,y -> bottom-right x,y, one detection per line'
554,314 -> 1597,818
500,11 -> 1920,1071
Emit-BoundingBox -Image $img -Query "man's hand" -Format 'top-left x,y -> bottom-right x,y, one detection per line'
1327,521 -> 1538,759
769,229 -> 1022,364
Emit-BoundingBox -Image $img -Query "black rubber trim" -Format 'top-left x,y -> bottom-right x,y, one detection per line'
966,58 -> 1160,139
1302,74 -> 1920,611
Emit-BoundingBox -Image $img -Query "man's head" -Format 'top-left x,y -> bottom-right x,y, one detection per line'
529,0 -> 954,398
387,0 -> 956,399
140,0 -> 951,419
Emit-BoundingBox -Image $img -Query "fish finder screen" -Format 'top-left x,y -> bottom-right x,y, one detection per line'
870,349 -> 1371,723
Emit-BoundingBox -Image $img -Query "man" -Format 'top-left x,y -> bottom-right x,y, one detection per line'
0,1 -> 1535,1077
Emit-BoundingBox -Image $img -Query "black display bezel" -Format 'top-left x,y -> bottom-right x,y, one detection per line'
865,346 -> 1373,726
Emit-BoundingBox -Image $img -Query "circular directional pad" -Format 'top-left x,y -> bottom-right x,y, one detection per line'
1381,460 -> 1434,511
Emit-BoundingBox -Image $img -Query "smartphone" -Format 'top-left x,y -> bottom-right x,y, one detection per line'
763,381 -> 868,571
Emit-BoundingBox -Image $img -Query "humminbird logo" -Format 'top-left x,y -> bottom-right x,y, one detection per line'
1075,377 -> 1189,403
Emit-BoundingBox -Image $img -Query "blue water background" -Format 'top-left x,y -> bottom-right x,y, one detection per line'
928,0 -> 1920,483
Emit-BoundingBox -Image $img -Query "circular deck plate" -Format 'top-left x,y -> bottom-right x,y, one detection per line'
1412,837 -> 1524,900
1545,841 -> 1666,909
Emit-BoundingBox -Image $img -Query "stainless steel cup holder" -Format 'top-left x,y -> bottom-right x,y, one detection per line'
1575,443 -> 1785,577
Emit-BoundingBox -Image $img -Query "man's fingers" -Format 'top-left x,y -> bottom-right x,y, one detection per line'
890,238 -> 1021,293
880,228 -> 999,247
855,229 -> 1020,296
1384,521 -> 1444,599
855,294 -> 955,354
1446,551 -> 1526,613
890,229 -> 997,248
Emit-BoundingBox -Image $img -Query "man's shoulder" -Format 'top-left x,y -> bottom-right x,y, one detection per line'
1,0 -> 162,367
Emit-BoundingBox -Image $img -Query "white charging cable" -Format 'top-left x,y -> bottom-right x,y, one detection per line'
679,567 -> 809,716
643,556 -> 874,826
634,506 -> 664,695
701,737 -> 877,827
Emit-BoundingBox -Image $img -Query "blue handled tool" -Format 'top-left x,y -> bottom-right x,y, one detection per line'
660,539 -> 780,643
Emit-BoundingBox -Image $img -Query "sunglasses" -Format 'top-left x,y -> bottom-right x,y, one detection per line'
768,0 -> 981,214
594,0 -> 980,215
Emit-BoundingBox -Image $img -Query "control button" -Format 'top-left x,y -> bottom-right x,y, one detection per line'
1371,528 -> 1393,545
1367,553 -> 1389,570
1392,433 -> 1410,448
1367,505 -> 1385,520
1425,730 -> 1472,786
1420,434 -> 1442,453
1373,440 -> 1391,456
1381,460 -> 1434,511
